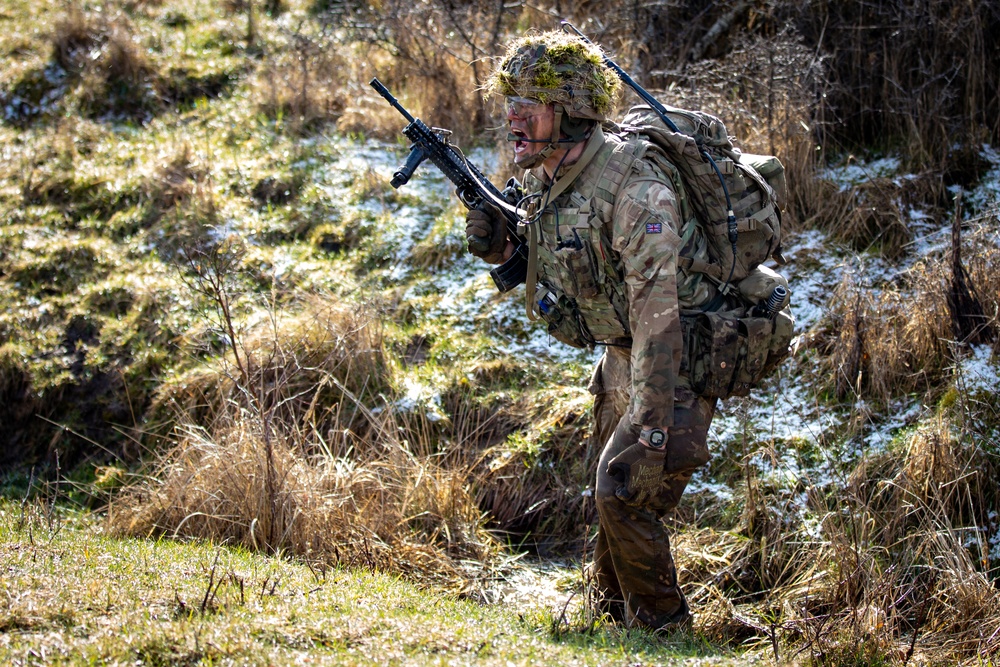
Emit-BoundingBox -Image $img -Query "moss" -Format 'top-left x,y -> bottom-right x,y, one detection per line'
488,31 -> 621,118
939,386 -> 959,409
9,238 -> 110,296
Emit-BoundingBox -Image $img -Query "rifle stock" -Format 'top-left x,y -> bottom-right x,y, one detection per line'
370,78 -> 528,293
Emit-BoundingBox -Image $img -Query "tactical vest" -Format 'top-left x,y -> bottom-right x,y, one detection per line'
522,130 -> 716,349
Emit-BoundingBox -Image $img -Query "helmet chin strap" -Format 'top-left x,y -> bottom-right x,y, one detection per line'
509,105 -> 566,170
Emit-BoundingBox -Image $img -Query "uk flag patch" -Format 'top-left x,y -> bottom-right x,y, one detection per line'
645,222 -> 662,234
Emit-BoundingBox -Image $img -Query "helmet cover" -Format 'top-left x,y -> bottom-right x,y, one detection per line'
488,30 -> 621,122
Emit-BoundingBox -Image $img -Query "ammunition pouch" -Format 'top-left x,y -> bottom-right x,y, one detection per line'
681,305 -> 794,399
536,286 -> 593,348
550,237 -> 601,300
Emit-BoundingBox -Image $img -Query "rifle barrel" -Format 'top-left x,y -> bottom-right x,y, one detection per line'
369,78 -> 415,124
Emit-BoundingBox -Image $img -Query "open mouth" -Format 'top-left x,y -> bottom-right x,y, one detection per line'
509,129 -> 527,152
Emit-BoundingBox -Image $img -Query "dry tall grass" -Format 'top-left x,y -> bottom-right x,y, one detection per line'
110,276 -> 1000,660
250,23 -> 350,133
673,410 -> 1000,665
112,297 -> 499,591
816,213 -> 999,406
148,295 -> 391,440
643,28 -> 820,230
792,0 -> 1000,170
110,412 -> 497,591
337,0 -> 510,138
51,7 -> 161,120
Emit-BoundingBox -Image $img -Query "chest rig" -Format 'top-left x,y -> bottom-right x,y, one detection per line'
519,128 -> 710,349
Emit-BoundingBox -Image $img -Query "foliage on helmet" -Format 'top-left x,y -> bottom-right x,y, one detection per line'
488,31 -> 622,121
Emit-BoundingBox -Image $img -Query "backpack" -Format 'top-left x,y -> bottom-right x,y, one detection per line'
617,104 -> 795,398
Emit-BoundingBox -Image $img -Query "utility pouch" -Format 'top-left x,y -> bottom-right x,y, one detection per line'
691,311 -> 741,398
730,317 -> 773,396
683,306 -> 791,399
551,231 -> 600,299
762,305 -> 795,375
537,287 -> 590,348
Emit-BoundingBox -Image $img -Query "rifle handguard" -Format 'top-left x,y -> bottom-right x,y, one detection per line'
371,78 -> 529,293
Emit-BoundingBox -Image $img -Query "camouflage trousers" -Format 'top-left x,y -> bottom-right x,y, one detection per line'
588,346 -> 716,629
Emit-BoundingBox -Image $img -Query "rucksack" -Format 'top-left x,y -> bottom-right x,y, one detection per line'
619,104 -> 786,283
617,104 -> 795,398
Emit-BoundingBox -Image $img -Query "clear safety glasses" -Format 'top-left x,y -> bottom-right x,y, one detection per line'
504,97 -> 547,119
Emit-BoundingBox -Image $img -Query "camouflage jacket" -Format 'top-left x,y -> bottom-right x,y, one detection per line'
521,126 -> 716,428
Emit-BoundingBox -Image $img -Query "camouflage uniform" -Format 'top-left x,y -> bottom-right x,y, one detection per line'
589,348 -> 716,627
522,125 -> 718,629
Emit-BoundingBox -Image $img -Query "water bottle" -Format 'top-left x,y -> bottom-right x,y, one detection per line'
754,285 -> 788,318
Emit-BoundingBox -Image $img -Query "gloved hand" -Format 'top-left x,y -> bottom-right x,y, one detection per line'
607,441 -> 666,506
465,206 -> 507,264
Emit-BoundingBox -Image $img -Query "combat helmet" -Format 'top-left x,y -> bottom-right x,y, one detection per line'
488,30 -> 621,168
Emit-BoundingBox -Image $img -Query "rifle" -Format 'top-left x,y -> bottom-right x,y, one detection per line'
369,78 -> 529,293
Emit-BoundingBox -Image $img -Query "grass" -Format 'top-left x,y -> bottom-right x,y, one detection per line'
0,499 -> 739,666
2,1 -> 1000,665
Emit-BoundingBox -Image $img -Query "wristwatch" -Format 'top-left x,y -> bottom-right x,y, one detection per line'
639,427 -> 667,449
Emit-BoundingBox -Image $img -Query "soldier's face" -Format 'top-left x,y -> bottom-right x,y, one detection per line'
506,98 -> 554,164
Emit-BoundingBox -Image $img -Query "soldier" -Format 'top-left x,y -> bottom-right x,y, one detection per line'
466,30 -> 721,630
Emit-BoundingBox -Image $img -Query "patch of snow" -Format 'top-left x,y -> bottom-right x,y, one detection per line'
906,208 -> 953,258
818,155 -> 901,191
393,376 -> 447,422
685,471 -> 735,502
953,344 -> 1000,397
962,145 -> 1000,214
711,372 -> 839,450
862,398 -> 924,450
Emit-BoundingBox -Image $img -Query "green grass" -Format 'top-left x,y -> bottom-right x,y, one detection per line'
0,500 -> 741,666
2,1 -> 1000,664
0,0 -> 605,470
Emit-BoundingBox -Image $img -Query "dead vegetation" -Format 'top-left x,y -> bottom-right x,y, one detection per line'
148,294 -> 392,438
791,0 -> 1000,171
814,213 -> 999,407
49,7 -> 161,120
110,413 -> 497,592
251,24 -> 350,133
670,408 -> 1000,664
112,295 -> 499,591
3,1 -> 1000,664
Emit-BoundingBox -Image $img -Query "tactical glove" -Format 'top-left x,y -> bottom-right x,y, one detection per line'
607,441 -> 666,507
465,206 -> 507,264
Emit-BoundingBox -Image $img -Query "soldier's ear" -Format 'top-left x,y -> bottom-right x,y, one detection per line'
560,115 -> 594,141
